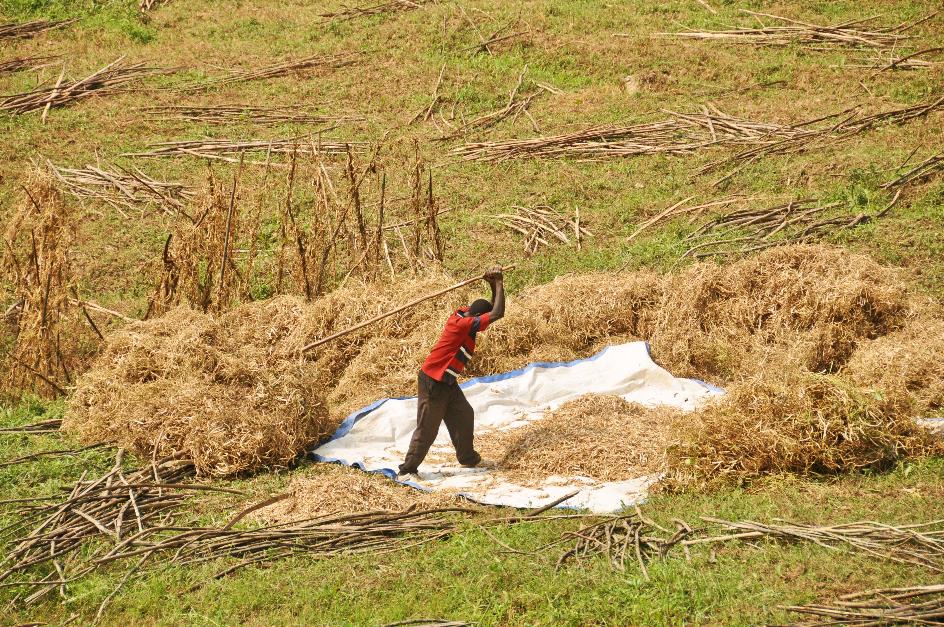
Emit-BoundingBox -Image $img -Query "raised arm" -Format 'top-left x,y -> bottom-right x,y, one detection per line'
484,266 -> 505,322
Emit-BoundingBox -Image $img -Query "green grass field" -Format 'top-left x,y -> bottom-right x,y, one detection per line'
2,0 -> 943,623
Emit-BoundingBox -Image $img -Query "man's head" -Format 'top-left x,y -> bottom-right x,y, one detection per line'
468,298 -> 492,316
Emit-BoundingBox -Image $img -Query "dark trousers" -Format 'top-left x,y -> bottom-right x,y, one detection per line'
399,370 -> 481,474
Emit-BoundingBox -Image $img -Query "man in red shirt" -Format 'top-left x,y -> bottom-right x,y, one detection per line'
398,266 -> 506,476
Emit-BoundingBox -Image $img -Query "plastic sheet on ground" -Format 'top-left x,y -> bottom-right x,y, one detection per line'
311,341 -> 722,513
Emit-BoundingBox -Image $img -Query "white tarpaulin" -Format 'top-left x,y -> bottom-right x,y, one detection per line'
311,341 -> 722,513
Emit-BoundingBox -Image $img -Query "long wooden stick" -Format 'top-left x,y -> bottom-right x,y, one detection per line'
302,264 -> 516,352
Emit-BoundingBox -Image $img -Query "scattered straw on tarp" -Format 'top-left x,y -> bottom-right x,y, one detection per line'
476,395 -> 680,483
248,464 -> 471,524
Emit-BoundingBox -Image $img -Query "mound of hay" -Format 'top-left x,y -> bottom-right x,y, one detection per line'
844,315 -> 944,416
67,244 -> 942,483
649,245 -> 913,382
66,302 -> 330,477
248,464 -> 470,524
665,367 -> 941,488
476,395 -> 681,483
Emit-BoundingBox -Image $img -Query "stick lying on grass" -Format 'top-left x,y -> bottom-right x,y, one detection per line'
0,18 -> 76,40
0,419 -> 62,435
142,104 -> 364,127
654,10 -> 931,50
882,150 -> 944,189
0,58 -> 166,116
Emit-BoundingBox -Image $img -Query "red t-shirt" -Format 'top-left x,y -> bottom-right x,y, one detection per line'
421,307 -> 491,383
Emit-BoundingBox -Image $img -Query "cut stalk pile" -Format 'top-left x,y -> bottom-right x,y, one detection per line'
0,18 -> 75,40
46,161 -> 193,217
679,194 -> 898,259
883,150 -> 944,188
124,137 -> 366,162
0,58 -> 165,116
493,204 -> 590,255
656,10 -> 928,49
143,104 -> 364,127
452,97 -> 944,168
0,454 -> 203,606
786,584 -> 944,625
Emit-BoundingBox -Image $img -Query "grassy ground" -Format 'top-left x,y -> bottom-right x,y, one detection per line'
2,0 -> 944,623
2,401 -> 944,626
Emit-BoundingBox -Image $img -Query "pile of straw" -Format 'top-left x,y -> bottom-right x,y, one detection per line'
477,395 -> 680,483
66,244 -> 942,483
665,368 -> 941,487
649,246 -> 912,382
66,302 -> 329,477
845,315 -> 944,416
249,464 -> 467,524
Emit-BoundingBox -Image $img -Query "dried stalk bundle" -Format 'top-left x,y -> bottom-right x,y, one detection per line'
0,418 -> 62,435
46,160 -> 193,217
555,513 -> 692,579
0,453 -> 202,606
656,10 -> 926,49
451,105 -> 803,162
785,583 -> 944,625
86,493 -> 576,586
452,118 -> 707,162
94,506 -> 476,583
679,195 -> 898,259
1,175 -> 83,398
210,53 -> 358,86
850,46 -> 944,71
142,104 -> 363,127
125,137 -> 365,162
494,204 -> 590,255
692,517 -> 944,571
320,0 -> 429,22
0,58 -> 164,116
0,55 -> 61,75
705,95 -> 944,177
438,67 -> 543,139
882,150 -> 944,188
0,18 -> 75,40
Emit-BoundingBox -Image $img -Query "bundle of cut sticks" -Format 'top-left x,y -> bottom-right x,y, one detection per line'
0,58 -> 164,117
494,205 -> 590,254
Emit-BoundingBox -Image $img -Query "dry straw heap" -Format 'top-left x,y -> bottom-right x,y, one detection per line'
65,244 -> 944,483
